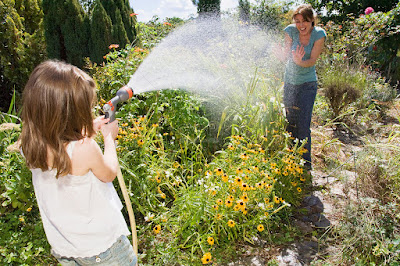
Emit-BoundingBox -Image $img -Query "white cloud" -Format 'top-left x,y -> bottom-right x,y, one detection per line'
154,0 -> 197,20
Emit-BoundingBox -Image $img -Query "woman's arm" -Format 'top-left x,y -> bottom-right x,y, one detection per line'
292,37 -> 325,67
273,33 -> 292,62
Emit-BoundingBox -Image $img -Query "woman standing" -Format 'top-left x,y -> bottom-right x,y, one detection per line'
282,4 -> 326,170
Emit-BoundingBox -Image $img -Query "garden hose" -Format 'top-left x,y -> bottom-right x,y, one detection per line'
103,86 -> 138,257
116,166 -> 138,255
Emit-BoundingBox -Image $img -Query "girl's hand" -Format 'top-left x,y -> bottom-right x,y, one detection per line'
101,120 -> 119,140
292,45 -> 305,65
93,116 -> 109,132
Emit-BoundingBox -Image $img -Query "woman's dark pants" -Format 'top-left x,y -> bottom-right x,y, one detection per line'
283,81 -> 318,169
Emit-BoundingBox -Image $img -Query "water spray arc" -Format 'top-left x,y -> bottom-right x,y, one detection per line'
103,86 -> 138,257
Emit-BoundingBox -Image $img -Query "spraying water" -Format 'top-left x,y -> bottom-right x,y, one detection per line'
128,18 -> 282,98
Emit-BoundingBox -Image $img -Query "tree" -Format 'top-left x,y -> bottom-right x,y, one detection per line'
192,0 -> 221,18
305,0 -> 399,22
239,0 -> 250,22
90,2 -> 113,64
112,9 -> 129,48
0,0 -> 46,111
43,0 -> 89,67
100,0 -> 138,46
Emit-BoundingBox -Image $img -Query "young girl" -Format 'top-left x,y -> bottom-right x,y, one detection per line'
20,60 -> 137,265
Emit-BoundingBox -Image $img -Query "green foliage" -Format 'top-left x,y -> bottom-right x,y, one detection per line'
332,198 -> 400,264
0,0 -> 46,111
112,9 -> 130,49
43,0 -> 90,67
193,0 -> 221,17
90,1 -> 113,64
249,0 -> 292,31
306,0 -> 399,23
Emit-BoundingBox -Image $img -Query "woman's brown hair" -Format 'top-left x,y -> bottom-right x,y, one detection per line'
20,60 -> 96,177
292,4 -> 317,27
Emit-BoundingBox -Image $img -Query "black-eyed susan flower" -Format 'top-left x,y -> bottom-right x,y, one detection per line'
300,176 -> 306,182
241,193 -> 249,203
228,144 -> 235,150
137,139 -> 144,146
225,199 -> 233,207
26,207 -> 32,212
212,204 -> 219,210
257,224 -> 264,232
297,187 -> 302,192
240,153 -> 249,160
215,214 -> 223,220
228,220 -> 235,228
236,168 -> 243,175
227,195 -> 234,201
214,168 -> 223,176
207,236 -> 215,246
221,173 -> 229,182
236,199 -> 246,210
233,205 -> 240,211
274,196 -> 280,204
216,199 -> 223,205
234,177 -> 243,186
201,252 -> 212,264
153,225 -> 161,234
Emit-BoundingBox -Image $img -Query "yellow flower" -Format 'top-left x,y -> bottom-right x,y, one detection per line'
215,214 -> 223,220
236,199 -> 246,210
137,139 -> 144,146
240,183 -> 250,192
234,177 -> 243,186
297,187 -> 302,192
221,173 -> 229,182
19,217 -> 25,222
274,196 -> 280,204
207,236 -> 215,246
214,168 -> 223,176
173,161 -> 180,168
228,144 -> 235,150
160,193 -> 166,199
255,182 -> 263,189
26,207 -> 32,212
228,220 -> 235,228
241,193 -> 249,203
236,168 -> 243,175
201,252 -> 212,264
233,205 -> 240,211
225,199 -> 233,207
212,204 -> 219,210
300,176 -> 306,182
257,224 -> 264,232
152,123 -> 159,128
153,225 -> 161,234
239,153 -> 249,160
216,199 -> 223,205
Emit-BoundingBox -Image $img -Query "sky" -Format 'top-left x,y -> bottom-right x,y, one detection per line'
128,0 -> 241,22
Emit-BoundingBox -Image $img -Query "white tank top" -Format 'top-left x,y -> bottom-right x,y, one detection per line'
31,141 -> 130,258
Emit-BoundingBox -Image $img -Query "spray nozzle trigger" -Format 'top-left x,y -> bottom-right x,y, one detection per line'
103,86 -> 134,122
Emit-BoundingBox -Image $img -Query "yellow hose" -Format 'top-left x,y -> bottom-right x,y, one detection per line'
116,166 -> 138,257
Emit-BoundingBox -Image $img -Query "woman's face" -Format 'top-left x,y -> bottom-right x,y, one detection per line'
294,14 -> 313,36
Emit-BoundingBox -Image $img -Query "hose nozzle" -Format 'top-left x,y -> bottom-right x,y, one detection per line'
103,86 -> 134,122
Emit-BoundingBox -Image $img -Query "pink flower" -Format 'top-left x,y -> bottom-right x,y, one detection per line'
365,7 -> 374,15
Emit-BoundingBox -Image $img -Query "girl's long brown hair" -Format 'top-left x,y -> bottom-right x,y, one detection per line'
20,60 -> 96,177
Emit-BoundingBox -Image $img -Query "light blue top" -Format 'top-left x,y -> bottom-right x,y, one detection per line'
284,24 -> 326,85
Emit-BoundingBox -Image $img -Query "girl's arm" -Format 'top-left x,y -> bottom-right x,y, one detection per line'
292,37 -> 325,67
73,120 -> 119,182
